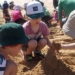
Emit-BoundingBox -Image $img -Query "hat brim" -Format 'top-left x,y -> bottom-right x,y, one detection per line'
18,35 -> 29,45
0,34 -> 29,47
27,12 -> 44,19
62,22 -> 75,38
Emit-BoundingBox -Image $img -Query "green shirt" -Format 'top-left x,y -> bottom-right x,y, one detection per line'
43,6 -> 50,16
58,0 -> 75,20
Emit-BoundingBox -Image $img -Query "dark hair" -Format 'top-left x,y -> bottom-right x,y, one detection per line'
36,0 -> 44,6
53,0 -> 58,8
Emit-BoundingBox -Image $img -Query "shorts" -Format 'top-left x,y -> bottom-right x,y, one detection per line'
22,37 -> 42,51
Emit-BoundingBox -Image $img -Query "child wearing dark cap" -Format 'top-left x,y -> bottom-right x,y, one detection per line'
0,23 -> 29,75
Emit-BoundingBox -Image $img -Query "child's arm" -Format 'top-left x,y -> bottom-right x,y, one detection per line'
44,36 -> 55,53
52,42 -> 75,50
4,60 -> 17,75
61,43 -> 75,49
44,36 -> 52,47
3,14 -> 10,19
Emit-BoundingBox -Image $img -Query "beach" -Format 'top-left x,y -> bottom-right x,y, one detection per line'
0,0 -> 75,75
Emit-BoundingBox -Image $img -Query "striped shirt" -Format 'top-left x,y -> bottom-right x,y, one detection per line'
0,54 -> 6,75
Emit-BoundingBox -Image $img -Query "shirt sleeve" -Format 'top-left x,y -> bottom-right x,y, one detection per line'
42,22 -> 50,37
58,0 -> 63,20
22,22 -> 30,35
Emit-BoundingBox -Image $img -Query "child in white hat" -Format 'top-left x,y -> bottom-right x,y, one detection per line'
22,1 -> 55,61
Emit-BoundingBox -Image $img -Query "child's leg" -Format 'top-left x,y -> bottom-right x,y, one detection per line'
22,40 -> 37,61
37,38 -> 47,50
34,38 -> 47,58
61,43 -> 75,49
26,40 -> 37,54
4,60 -> 17,75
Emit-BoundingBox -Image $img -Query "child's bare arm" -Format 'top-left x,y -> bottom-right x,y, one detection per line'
44,36 -> 55,54
44,36 -> 52,47
3,14 -> 10,19
4,60 -> 17,75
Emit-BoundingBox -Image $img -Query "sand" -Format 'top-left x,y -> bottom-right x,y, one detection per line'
0,0 -> 75,75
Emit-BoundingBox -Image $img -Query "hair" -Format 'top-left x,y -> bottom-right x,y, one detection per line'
1,44 -> 19,49
36,0 -> 44,6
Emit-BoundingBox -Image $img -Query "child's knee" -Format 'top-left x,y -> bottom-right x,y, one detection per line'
39,39 -> 47,46
28,40 -> 37,48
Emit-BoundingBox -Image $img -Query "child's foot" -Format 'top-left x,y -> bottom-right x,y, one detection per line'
34,50 -> 46,59
25,54 -> 34,61
52,41 -> 61,50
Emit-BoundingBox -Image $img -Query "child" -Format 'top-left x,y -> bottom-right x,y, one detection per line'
11,5 -> 26,25
2,1 -> 11,23
9,1 -> 15,10
24,3 -> 30,20
0,23 -> 29,75
2,1 -> 9,9
36,0 -> 53,27
53,0 -> 58,9
22,1 -> 55,61
53,7 -> 66,22
52,10 -> 75,50
42,6 -> 53,27
24,2 -> 28,10
3,8 -> 11,23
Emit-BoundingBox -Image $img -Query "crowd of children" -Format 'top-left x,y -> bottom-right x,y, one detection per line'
0,1 -> 55,75
0,0 -> 75,75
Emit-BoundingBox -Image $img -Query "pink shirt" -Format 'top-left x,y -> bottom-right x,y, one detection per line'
23,21 -> 50,39
11,10 -> 22,21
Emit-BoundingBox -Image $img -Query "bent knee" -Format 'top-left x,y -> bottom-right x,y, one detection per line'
39,39 -> 47,46
28,40 -> 37,48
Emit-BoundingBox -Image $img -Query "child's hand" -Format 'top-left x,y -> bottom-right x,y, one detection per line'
52,41 -> 61,50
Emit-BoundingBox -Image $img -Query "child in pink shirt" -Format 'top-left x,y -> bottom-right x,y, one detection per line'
11,5 -> 26,25
22,1 -> 55,61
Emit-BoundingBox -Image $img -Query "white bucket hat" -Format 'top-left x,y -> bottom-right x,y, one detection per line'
62,10 -> 75,38
26,1 -> 44,19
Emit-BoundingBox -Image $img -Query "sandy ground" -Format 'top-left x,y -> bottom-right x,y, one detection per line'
1,0 -> 75,75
